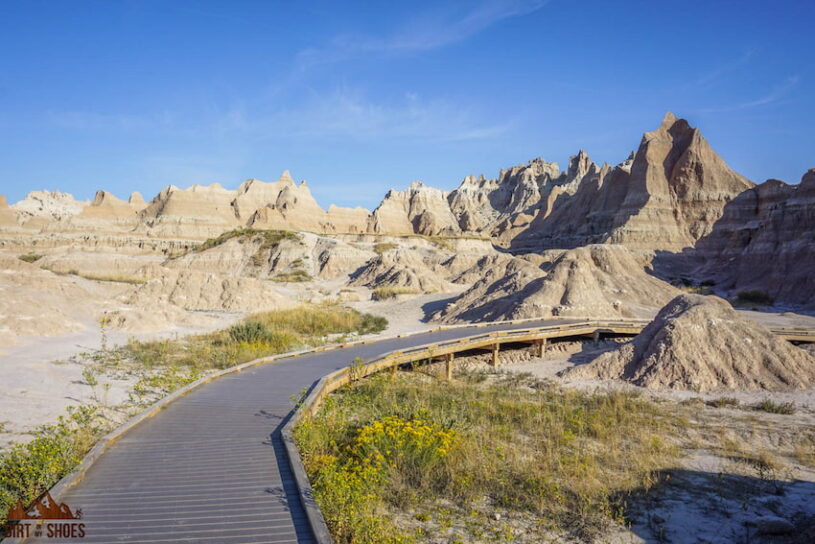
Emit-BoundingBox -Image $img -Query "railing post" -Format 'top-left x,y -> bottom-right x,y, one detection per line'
592,330 -> 600,343
445,353 -> 454,380
537,338 -> 547,357
491,344 -> 499,367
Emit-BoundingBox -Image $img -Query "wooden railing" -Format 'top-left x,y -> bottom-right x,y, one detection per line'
282,318 -> 815,543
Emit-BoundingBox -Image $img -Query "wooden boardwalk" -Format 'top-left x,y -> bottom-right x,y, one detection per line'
18,318 -> 814,543
22,319 -> 577,544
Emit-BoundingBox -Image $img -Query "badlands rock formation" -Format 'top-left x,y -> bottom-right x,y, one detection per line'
564,294 -> 815,391
692,169 -> 815,309
125,269 -> 296,312
349,247 -> 457,293
436,245 -> 679,322
1,111 -> 813,348
513,113 -> 755,250
369,182 -> 460,235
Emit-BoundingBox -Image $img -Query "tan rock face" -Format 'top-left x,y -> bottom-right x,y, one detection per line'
369,182 -> 460,236
125,268 -> 296,312
349,247 -> 457,293
514,113 -> 754,251
435,245 -> 678,322
12,190 -> 87,223
137,183 -> 241,238
563,294 -> 815,391
692,169 -> 815,309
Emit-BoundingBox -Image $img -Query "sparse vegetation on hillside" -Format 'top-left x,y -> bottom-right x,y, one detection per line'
18,253 -> 43,263
195,228 -> 299,253
296,372 -> 684,543
373,242 -> 398,254
271,270 -> 312,283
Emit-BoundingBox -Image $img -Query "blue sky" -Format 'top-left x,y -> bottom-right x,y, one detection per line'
1,0 -> 813,209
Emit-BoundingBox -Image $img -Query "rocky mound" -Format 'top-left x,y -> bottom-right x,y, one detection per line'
436,245 -> 678,322
349,248 -> 457,293
126,269 -> 296,312
563,294 -> 815,391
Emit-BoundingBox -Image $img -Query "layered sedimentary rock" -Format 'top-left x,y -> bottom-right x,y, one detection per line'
349,248 -> 457,293
246,174 -> 369,234
514,113 -> 755,251
435,245 -> 679,322
564,294 -> 815,391
126,269 -> 296,312
369,182 -> 460,235
137,183 -> 241,238
692,169 -> 815,308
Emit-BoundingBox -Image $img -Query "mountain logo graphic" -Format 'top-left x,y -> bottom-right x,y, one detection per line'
6,492 -> 82,521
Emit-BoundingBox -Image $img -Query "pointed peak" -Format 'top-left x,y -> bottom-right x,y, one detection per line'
661,111 -> 678,127
278,170 -> 294,184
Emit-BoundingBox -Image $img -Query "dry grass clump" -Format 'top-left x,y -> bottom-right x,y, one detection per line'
77,273 -> 147,284
372,286 -> 419,300
17,253 -> 44,263
296,372 -> 684,543
374,242 -> 398,254
271,270 -> 312,282
103,305 -> 386,372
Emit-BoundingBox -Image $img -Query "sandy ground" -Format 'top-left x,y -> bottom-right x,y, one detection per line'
0,312 -> 240,449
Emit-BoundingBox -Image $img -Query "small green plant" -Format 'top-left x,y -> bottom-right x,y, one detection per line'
0,406 -> 108,524
373,242 -> 398,254
372,286 -> 418,300
735,290 -> 774,306
228,321 -> 272,344
753,399 -> 795,414
18,254 -> 44,263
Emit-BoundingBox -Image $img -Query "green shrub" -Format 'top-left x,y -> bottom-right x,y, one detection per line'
753,399 -> 795,415
735,290 -> 774,306
101,306 -> 387,372
0,406 -> 108,524
18,254 -> 44,263
228,321 -> 272,343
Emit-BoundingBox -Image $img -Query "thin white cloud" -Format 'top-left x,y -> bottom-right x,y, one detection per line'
213,86 -> 512,144
296,0 -> 548,68
695,76 -> 800,113
693,48 -> 755,87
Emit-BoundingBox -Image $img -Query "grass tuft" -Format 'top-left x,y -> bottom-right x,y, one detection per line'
372,286 -> 419,300
752,399 -> 795,415
374,242 -> 398,254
